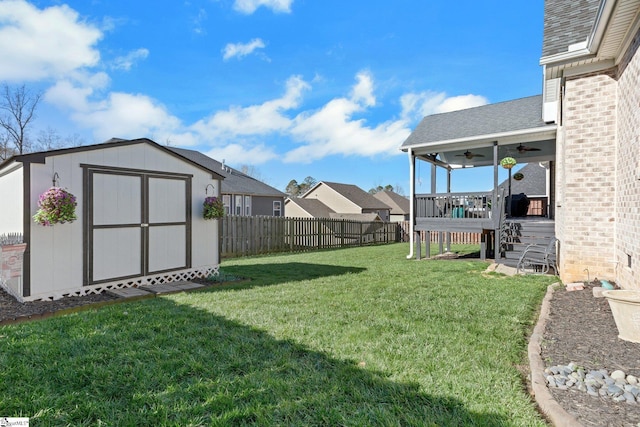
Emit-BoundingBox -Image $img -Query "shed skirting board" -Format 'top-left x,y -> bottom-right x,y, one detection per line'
18,266 -> 219,302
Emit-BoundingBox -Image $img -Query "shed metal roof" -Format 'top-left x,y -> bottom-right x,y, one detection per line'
2,138 -> 225,180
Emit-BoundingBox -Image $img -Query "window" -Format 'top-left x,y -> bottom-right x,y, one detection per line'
222,195 -> 231,216
235,195 -> 243,216
245,196 -> 251,216
273,201 -> 281,217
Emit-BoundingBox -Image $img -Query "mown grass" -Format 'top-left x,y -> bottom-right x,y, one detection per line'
0,243 -> 556,426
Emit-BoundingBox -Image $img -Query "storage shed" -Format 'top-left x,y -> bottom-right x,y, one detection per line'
0,138 -> 225,302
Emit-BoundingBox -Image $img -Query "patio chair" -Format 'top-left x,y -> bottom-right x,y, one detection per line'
516,237 -> 558,275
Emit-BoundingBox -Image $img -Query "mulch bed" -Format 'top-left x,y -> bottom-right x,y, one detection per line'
541,282 -> 640,427
0,288 -> 118,324
2,281 -> 640,426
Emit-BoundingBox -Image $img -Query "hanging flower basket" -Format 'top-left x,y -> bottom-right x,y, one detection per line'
203,196 -> 224,220
500,157 -> 517,169
33,187 -> 77,226
513,172 -> 524,181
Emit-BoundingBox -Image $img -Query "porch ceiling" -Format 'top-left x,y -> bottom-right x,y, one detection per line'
438,137 -> 556,167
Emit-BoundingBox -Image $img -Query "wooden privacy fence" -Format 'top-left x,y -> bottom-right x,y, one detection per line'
397,221 -> 481,244
220,216 -> 400,258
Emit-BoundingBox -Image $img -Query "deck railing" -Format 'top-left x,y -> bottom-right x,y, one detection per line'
414,192 -> 495,220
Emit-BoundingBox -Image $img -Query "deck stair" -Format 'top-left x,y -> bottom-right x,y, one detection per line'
500,218 -> 555,269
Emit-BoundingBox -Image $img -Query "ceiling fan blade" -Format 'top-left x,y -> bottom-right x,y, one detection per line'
455,150 -> 484,159
517,144 -> 541,152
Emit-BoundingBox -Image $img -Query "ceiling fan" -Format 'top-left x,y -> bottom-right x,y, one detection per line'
455,150 -> 484,159
516,143 -> 541,153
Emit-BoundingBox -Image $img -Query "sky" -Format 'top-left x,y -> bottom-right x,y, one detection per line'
0,0 -> 544,194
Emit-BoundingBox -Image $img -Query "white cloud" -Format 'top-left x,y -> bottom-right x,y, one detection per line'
400,91 -> 488,121
283,71 -> 411,163
204,143 -> 278,166
191,75 -> 309,138
45,80 -> 182,142
222,38 -> 266,61
112,48 -> 149,71
0,0 -> 102,81
350,71 -> 376,107
233,0 -> 293,14
192,8 -> 208,35
435,94 -> 488,113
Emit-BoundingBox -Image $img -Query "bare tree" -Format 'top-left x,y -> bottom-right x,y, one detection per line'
240,164 -> 265,181
36,126 -> 63,151
65,132 -> 86,148
0,131 -> 15,161
0,83 -> 42,154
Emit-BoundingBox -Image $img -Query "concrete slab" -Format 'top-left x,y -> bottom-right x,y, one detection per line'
107,287 -> 153,298
173,282 -> 204,291
141,281 -> 204,294
486,263 -> 518,276
141,283 -> 179,294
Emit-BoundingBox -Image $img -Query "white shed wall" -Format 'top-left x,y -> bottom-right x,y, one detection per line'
0,164 -> 24,235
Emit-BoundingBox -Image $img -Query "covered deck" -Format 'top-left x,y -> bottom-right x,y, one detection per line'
401,96 -> 558,261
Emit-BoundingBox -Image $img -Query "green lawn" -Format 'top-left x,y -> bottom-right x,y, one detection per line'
0,243 -> 556,426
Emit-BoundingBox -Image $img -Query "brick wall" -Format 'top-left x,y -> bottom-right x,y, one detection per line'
556,69 -> 617,283
614,28 -> 640,290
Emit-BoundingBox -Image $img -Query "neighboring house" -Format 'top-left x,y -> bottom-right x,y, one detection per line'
286,181 -> 391,222
0,138 -> 224,301
401,0 -> 640,289
373,191 -> 410,222
284,198 -> 335,218
498,163 -> 551,217
169,147 -> 286,217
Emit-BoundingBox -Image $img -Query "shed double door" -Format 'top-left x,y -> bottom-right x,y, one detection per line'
85,167 -> 191,285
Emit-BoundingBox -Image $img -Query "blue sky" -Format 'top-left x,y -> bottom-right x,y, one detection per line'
1,0 -> 544,194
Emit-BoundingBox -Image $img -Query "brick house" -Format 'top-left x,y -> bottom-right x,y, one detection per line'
541,0 -> 640,288
401,0 -> 640,289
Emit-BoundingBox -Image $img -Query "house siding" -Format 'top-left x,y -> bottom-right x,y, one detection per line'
306,185 -> 360,213
252,196 -> 284,216
284,202 -> 312,218
556,69 -> 618,284
614,27 -> 640,290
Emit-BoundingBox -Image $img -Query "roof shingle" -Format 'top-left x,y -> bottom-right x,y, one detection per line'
401,95 -> 545,148
541,0 -> 601,58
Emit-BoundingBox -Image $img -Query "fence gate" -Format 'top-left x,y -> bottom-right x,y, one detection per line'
83,166 -> 192,286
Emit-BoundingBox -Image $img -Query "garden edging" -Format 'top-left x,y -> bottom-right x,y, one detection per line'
528,283 -> 583,427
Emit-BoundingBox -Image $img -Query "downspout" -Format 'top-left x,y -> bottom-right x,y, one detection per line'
406,149 -> 415,259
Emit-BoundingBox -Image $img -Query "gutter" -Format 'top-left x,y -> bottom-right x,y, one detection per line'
400,125 -> 557,153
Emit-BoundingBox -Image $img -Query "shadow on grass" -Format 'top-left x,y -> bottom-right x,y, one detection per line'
1,297 -> 511,426
212,262 -> 366,289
